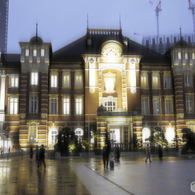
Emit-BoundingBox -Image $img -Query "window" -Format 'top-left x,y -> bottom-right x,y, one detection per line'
141,72 -> 148,88
186,95 -> 194,114
51,72 -> 58,87
63,96 -> 70,114
29,94 -> 38,113
62,71 -> 71,88
9,74 -> 19,87
103,96 -> 117,111
75,96 -> 83,114
192,53 -> 195,59
9,97 -> 18,114
33,49 -> 37,56
153,97 -> 160,114
25,49 -> 29,56
41,49 -> 44,57
50,98 -> 58,114
142,128 -> 151,143
141,96 -> 149,114
185,52 -> 188,59
49,128 -> 58,144
165,97 -> 174,114
184,74 -> 193,87
152,73 -> 160,89
178,52 -> 181,59
29,124 -> 36,143
75,71 -> 83,88
31,72 -> 38,85
163,73 -> 172,89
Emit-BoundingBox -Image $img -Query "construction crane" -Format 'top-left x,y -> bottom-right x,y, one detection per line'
155,1 -> 162,52
188,0 -> 195,38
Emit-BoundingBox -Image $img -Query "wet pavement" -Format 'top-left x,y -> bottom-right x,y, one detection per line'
0,154 -> 195,195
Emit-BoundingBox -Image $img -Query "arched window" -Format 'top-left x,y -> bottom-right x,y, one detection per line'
165,127 -> 175,143
29,124 -> 37,143
74,128 -> 84,136
142,128 -> 150,143
49,128 -> 58,144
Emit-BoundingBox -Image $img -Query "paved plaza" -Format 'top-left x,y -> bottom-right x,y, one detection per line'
0,153 -> 195,195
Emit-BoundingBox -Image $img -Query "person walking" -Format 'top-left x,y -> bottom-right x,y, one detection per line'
30,146 -> 33,159
145,144 -> 152,163
158,145 -> 163,160
35,145 -> 39,167
37,144 -> 46,170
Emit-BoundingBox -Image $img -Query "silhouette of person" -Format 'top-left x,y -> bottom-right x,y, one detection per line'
37,145 -> 46,169
158,145 -> 163,160
30,146 -> 33,159
145,144 -> 152,163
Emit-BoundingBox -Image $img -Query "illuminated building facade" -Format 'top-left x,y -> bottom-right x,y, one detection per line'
0,28 -> 195,152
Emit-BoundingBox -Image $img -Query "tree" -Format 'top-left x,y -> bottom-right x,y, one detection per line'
56,127 -> 79,156
182,128 -> 195,151
149,127 -> 168,148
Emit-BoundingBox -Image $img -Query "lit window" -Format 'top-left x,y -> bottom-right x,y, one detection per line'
103,96 -> 117,111
165,98 -> 173,114
10,97 -> 18,114
164,73 -> 171,89
63,97 -> 70,114
141,72 -> 148,88
152,73 -> 160,89
141,96 -> 149,114
74,128 -> 84,136
185,52 -> 188,59
192,53 -> 195,59
184,74 -> 193,87
9,74 -> 19,87
29,124 -> 36,143
31,72 -> 38,85
50,128 -> 58,144
63,71 -> 71,88
75,96 -> 83,114
50,98 -> 58,114
178,52 -> 181,59
29,94 -> 38,113
51,72 -> 58,87
165,127 -> 175,143
75,71 -> 83,88
33,49 -> 37,56
153,97 -> 160,114
142,128 -> 151,143
186,95 -> 194,114
25,49 -> 29,56
41,49 -> 44,57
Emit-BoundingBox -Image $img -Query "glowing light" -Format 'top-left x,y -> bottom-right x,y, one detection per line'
165,127 -> 175,143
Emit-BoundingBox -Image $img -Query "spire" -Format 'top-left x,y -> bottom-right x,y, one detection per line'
119,15 -> 121,30
179,27 -> 182,40
87,14 -> 89,29
36,23 -> 38,41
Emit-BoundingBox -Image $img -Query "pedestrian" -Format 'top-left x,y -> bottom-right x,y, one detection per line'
145,144 -> 152,163
116,144 -> 120,161
37,144 -> 46,170
158,145 -> 163,160
103,141 -> 111,169
0,146 -> 3,154
35,145 -> 39,167
30,146 -> 33,159
8,146 -> 11,153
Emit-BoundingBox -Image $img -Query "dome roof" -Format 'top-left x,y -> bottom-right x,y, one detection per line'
97,105 -> 107,112
30,36 -> 43,43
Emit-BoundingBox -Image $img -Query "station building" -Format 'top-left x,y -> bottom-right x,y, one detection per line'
0,28 -> 194,152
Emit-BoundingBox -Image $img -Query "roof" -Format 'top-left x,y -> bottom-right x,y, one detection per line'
52,28 -> 164,63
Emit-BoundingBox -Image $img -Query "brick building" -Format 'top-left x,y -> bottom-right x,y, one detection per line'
0,28 -> 194,152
